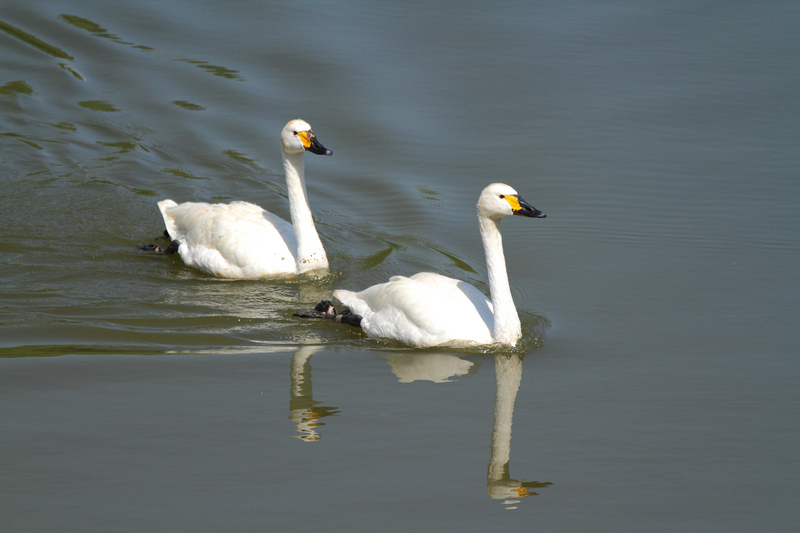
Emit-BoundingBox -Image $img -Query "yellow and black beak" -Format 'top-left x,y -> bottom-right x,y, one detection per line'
297,130 -> 332,156
506,194 -> 546,218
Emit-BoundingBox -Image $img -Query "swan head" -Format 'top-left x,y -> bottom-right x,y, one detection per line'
478,183 -> 546,220
281,119 -> 333,156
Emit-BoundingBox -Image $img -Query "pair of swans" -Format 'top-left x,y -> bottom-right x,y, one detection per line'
154,119 -> 546,348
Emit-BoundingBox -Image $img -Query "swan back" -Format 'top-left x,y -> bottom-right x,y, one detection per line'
335,272 -> 495,347
158,200 -> 297,278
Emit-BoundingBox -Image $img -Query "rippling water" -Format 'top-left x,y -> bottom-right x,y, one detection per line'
2,0 -> 799,530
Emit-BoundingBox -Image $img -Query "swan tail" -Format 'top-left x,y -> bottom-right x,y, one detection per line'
138,200 -> 181,253
157,199 -> 180,240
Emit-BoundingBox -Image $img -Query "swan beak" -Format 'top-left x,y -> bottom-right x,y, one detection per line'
298,130 -> 333,156
509,195 -> 546,218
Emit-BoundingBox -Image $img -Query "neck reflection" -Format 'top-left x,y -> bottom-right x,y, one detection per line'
289,345 -> 340,442
487,353 -> 552,509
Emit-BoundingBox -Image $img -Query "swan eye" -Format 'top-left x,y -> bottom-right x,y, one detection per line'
499,194 -> 505,199
293,131 -> 298,135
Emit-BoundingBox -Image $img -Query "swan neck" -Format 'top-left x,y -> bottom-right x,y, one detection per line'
479,215 -> 521,345
283,151 -> 328,272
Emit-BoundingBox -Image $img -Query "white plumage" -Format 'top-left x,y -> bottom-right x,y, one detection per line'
336,272 -> 495,346
333,183 -> 546,348
158,119 -> 331,278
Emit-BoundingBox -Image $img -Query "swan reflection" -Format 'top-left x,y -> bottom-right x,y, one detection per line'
382,352 -> 475,383
288,345 -> 339,442
382,350 -> 552,508
487,353 -> 552,509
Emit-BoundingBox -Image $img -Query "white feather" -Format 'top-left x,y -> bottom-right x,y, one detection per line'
335,272 -> 494,347
333,183 -> 545,348
157,119 -> 330,279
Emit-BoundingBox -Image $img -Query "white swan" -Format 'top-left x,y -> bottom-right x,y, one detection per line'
156,119 -> 332,278
296,183 -> 546,347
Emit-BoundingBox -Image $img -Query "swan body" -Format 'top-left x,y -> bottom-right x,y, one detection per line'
157,119 -> 331,278
333,183 -> 546,347
336,272 -> 496,346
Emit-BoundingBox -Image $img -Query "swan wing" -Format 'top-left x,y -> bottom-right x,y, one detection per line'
335,272 -> 494,347
158,200 -> 298,278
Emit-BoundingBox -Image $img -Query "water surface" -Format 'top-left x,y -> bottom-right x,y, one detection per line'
1,0 -> 798,531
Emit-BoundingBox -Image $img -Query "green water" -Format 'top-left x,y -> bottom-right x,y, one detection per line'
1,0 -> 798,530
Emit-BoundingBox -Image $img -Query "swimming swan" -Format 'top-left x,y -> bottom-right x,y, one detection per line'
294,183 -> 546,347
155,119 -> 332,278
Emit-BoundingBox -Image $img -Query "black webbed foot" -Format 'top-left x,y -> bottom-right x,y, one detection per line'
315,300 -> 336,314
292,300 -> 337,319
162,240 -> 180,254
293,300 -> 363,328
338,312 -> 363,328
138,239 -> 180,254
